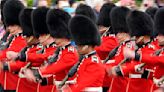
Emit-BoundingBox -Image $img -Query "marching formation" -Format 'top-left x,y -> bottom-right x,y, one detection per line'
0,0 -> 164,92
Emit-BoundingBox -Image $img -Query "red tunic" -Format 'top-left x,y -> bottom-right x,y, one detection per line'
0,33 -> 27,90
95,34 -> 118,88
17,43 -> 56,92
38,44 -> 78,92
120,40 -> 160,92
95,34 -> 118,60
69,51 -> 105,92
0,33 -> 27,60
108,41 -> 133,92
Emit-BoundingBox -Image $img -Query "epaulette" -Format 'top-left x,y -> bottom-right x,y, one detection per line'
91,55 -> 99,63
148,44 -> 155,49
45,42 -> 56,48
126,42 -> 132,48
14,33 -> 23,37
68,46 -> 74,52
61,43 -> 71,50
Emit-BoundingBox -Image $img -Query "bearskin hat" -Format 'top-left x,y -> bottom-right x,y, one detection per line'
97,3 -> 115,27
154,7 -> 164,35
75,4 -> 96,23
31,7 -> 49,37
46,9 -> 71,39
3,0 -> 24,27
145,7 -> 158,20
69,15 -> 101,46
0,0 -> 9,26
126,10 -> 153,37
110,6 -> 130,34
19,8 -> 35,37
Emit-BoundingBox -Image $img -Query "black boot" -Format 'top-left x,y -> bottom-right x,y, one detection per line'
0,85 -> 4,92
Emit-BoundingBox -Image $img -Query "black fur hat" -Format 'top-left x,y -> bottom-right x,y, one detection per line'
126,10 -> 154,37
97,3 -> 115,27
3,0 -> 24,27
32,7 -> 49,37
110,6 -> 130,34
145,7 -> 158,20
75,4 -> 96,23
69,15 -> 101,46
154,7 -> 164,35
1,0 -> 9,27
19,8 -> 35,37
46,9 -> 71,39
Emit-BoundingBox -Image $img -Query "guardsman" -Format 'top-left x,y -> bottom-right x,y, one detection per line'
123,7 -> 164,92
105,6 -> 130,92
0,8 -> 42,92
112,10 -> 160,92
0,0 -> 26,91
64,15 -> 105,92
15,7 -> 57,92
24,9 -> 78,92
0,0 -> 26,60
95,3 -> 118,92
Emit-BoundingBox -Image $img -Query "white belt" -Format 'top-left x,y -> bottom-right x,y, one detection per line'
83,87 -> 102,92
106,60 -> 115,64
54,80 -> 76,85
31,67 -> 39,69
129,74 -> 142,78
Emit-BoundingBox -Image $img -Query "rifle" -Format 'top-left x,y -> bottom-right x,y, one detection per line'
103,46 -> 119,64
18,62 -> 32,78
0,31 -> 10,42
136,48 -> 163,72
58,55 -> 84,88
153,76 -> 164,87
0,34 -> 14,50
47,47 -> 60,64
46,43 -> 71,65
104,38 -> 136,64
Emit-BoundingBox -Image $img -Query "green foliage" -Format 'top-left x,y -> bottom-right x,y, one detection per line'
112,0 -> 119,3
135,0 -> 143,7
27,0 -> 33,7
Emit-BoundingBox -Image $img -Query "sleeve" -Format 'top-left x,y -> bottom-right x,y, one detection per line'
95,37 -> 118,52
26,53 -> 47,63
26,48 -> 55,64
70,62 -> 105,92
120,62 -> 141,77
31,69 -> 54,85
0,36 -> 26,60
3,60 -> 27,72
40,76 -> 54,86
0,50 -> 7,60
41,52 -> 78,75
140,53 -> 164,65
7,36 -> 27,52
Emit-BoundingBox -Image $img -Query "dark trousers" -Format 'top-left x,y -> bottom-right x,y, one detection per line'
103,87 -> 109,92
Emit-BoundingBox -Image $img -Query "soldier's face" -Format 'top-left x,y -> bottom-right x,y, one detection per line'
77,45 -> 89,55
7,25 -> 22,34
39,34 -> 50,45
98,26 -> 109,34
116,32 -> 130,43
54,38 -> 70,47
157,35 -> 164,46
136,36 -> 144,45
77,45 -> 94,55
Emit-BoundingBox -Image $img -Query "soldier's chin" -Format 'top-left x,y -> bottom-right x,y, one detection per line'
40,41 -> 46,46
136,42 -> 144,48
158,41 -> 164,46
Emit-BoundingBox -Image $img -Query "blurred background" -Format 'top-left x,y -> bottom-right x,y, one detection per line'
0,0 -> 164,39
10,0 -> 164,11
